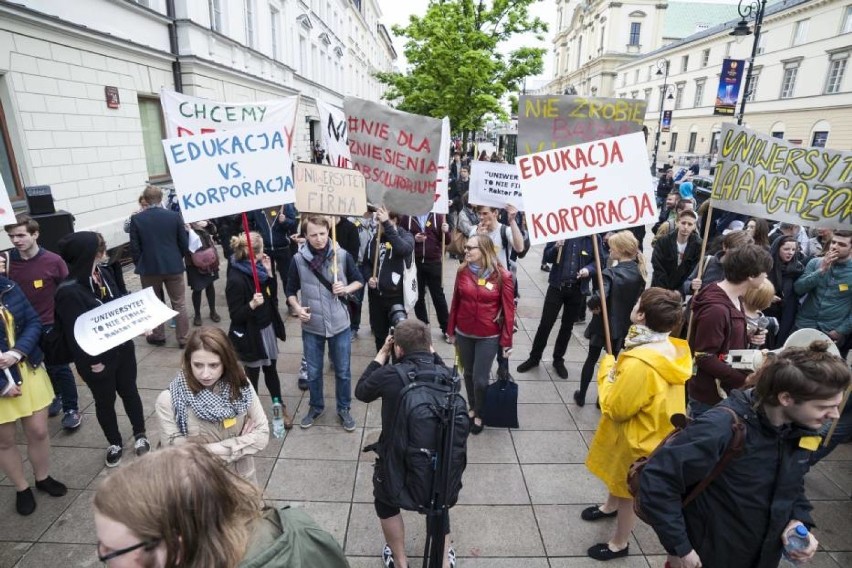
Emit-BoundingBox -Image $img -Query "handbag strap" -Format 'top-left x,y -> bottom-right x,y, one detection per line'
307,263 -> 347,305
682,406 -> 746,507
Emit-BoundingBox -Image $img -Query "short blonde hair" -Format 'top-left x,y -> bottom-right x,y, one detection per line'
229,231 -> 263,260
743,278 -> 775,311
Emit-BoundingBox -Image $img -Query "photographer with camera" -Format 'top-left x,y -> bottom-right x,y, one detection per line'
355,319 -> 461,568
365,207 -> 415,352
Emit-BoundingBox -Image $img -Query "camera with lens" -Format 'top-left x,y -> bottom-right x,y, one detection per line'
387,303 -> 408,335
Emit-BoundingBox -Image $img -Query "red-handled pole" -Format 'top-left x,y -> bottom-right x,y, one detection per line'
240,212 -> 261,293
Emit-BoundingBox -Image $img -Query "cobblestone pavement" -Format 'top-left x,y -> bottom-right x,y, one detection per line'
1,246 -> 850,567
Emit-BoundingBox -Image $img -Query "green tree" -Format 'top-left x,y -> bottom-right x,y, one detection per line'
376,0 -> 546,148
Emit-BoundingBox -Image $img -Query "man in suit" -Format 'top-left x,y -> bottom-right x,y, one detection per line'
129,185 -> 190,347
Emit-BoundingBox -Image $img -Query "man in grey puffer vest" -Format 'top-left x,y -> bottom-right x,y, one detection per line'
287,215 -> 364,431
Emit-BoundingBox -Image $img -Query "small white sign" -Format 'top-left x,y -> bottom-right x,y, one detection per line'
432,117 -> 451,215
0,175 -> 17,225
469,162 -> 524,210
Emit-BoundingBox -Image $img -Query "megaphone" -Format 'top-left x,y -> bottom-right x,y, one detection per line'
724,329 -> 842,371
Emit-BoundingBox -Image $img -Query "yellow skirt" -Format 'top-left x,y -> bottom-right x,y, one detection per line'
0,364 -> 54,424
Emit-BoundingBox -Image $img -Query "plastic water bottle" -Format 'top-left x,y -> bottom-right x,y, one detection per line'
782,524 -> 809,564
271,398 -> 285,439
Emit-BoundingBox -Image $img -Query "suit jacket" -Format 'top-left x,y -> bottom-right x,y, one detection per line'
130,206 -> 188,276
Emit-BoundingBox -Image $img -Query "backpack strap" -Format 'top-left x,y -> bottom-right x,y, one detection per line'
682,406 -> 746,507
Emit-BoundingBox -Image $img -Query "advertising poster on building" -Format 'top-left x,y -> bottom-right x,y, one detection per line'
662,110 -> 673,132
711,123 -> 851,229
518,131 -> 657,245
162,124 -> 295,223
469,162 -> 524,210
432,117 -> 451,215
317,100 -> 352,169
518,95 -> 648,156
713,59 -> 745,116
74,288 -> 177,356
344,97 -> 442,215
294,162 -> 367,216
161,90 -> 299,150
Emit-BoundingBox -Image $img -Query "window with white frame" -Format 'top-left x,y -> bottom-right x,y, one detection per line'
209,0 -> 223,32
138,98 -> 169,180
245,0 -> 255,47
745,72 -> 760,102
674,84 -> 685,109
644,88 -> 652,100
0,96 -> 23,199
270,6 -> 281,60
757,33 -> 766,55
634,69 -> 639,84
792,19 -> 808,46
702,48 -> 710,67
780,61 -> 799,98
844,6 -> 852,33
600,24 -> 606,51
681,55 -> 689,72
299,35 -> 308,75
647,64 -> 653,81
629,22 -> 641,46
725,41 -> 732,56
621,73 -> 626,87
694,80 -> 705,107
825,52 -> 848,94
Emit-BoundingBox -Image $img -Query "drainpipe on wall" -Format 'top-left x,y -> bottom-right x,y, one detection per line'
166,0 -> 183,92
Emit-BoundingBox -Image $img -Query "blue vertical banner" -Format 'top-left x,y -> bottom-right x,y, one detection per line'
714,58 -> 745,116
661,110 -> 672,132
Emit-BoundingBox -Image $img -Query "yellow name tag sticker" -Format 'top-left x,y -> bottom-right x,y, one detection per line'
426,221 -> 432,227
799,436 -> 821,451
485,282 -> 494,290
385,242 -> 392,250
581,250 -> 588,256
223,417 -> 237,429
355,221 -> 361,227
33,279 -> 43,289
477,278 -> 486,286
840,283 -> 848,292
270,210 -> 277,216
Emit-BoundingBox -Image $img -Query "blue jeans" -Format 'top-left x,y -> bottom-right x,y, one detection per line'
303,329 -> 352,413
45,363 -> 79,412
687,397 -> 715,419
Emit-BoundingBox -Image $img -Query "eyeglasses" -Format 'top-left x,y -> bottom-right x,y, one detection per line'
463,245 -> 480,251
98,539 -> 161,563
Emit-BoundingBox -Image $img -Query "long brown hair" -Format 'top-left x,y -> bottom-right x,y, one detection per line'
93,444 -> 263,568
181,327 -> 248,401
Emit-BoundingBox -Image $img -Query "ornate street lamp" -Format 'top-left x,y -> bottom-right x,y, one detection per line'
650,59 -> 673,176
730,0 -> 767,125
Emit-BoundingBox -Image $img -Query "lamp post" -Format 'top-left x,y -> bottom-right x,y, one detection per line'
730,0 -> 767,125
650,59 -> 674,176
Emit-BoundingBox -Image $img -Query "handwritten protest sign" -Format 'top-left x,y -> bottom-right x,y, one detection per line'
518,131 -> 656,245
344,97 -> 442,215
518,95 -> 647,156
317,100 -> 352,169
432,117 -> 451,215
711,124 -> 852,229
162,90 -> 299,150
469,162 -> 524,210
294,162 -> 367,216
162,124 -> 295,223
0,175 -> 17,225
74,288 -> 177,356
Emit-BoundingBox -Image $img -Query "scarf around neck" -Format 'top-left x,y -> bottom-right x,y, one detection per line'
231,257 -> 269,282
168,371 -> 253,435
467,262 -> 493,281
308,243 -> 331,272
623,324 -> 671,351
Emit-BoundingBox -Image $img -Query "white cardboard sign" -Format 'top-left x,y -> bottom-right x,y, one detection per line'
432,117 -> 451,215
469,162 -> 524,210
317,100 -> 352,169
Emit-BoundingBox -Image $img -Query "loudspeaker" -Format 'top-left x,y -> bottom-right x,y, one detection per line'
24,185 -> 56,215
32,210 -> 74,254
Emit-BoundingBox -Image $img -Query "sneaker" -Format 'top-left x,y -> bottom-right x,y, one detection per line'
47,396 -> 62,418
448,545 -> 456,568
169,318 -> 177,329
193,314 -> 202,327
382,544 -> 395,568
351,331 -> 357,342
516,358 -> 539,373
553,359 -> 569,380
443,332 -> 452,344
16,488 -> 36,516
134,436 -> 151,457
35,476 -> 67,497
338,409 -> 356,432
540,263 -> 551,272
300,407 -> 324,429
209,311 -> 222,323
61,410 -> 82,430
105,445 -> 123,467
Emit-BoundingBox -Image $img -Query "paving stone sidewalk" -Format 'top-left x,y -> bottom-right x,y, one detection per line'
1,246 -> 849,567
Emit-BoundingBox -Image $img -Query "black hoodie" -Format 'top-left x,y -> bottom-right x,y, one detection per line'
55,232 -> 120,368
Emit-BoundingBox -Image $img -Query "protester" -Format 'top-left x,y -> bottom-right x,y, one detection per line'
57,232 -> 149,467
677,180 -> 694,201
402,213 -> 451,342
745,217 -> 771,250
3,214 -> 81,429
688,244 -> 773,416
129,185 -> 190,347
517,235 -> 599,378
364,208 -> 415,352
651,210 -> 701,292
453,192 -> 478,237
287,215 -> 364,431
249,205 -> 298,300
807,227 -> 834,258
652,198 -> 696,244
225,232 -> 290,426
681,229 -> 753,297
0,274 -> 67,516
742,279 -> 780,348
793,230 -> 851,353
186,220 -> 222,327
355,319 -> 457,568
769,222 -> 813,259
93,444 -> 349,567
350,211 -> 376,338
638,341 -> 850,568
765,235 -> 804,347
656,170 -> 675,207
447,234 -> 514,434
575,231 -> 647,406
583,288 -> 691,561
471,205 -> 524,270
156,327 -> 270,484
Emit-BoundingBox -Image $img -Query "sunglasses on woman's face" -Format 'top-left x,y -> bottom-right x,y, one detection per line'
463,245 -> 479,251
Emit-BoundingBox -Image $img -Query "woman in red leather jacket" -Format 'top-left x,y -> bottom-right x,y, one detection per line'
447,234 -> 514,434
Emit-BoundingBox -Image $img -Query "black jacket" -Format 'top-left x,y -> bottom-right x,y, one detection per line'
638,389 -> 816,568
335,218 -> 361,262
364,220 -> 414,298
651,230 -> 702,292
586,260 -> 645,345
129,206 -> 188,276
225,264 -> 286,362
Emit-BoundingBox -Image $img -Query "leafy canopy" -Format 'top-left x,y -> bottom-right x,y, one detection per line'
376,0 -> 547,136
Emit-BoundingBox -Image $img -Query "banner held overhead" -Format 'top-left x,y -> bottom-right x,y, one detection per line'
294,162 -> 367,216
469,162 -> 524,211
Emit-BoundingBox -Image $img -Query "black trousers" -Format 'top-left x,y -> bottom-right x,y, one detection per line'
369,292 -> 404,352
266,247 -> 292,300
529,284 -> 584,362
245,360 -> 282,400
78,342 -> 145,447
413,261 -> 449,333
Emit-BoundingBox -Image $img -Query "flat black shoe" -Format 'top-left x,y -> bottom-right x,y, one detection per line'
581,505 -> 617,521
553,359 -> 569,379
470,419 -> 484,435
35,476 -> 67,497
587,542 -> 629,561
16,488 -> 36,516
573,390 -> 586,407
516,359 -> 539,373
540,263 -> 550,272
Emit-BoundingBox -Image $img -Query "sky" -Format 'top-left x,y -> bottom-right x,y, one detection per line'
378,0 -> 556,87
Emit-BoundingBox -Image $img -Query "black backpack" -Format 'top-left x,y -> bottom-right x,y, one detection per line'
382,361 -> 470,513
